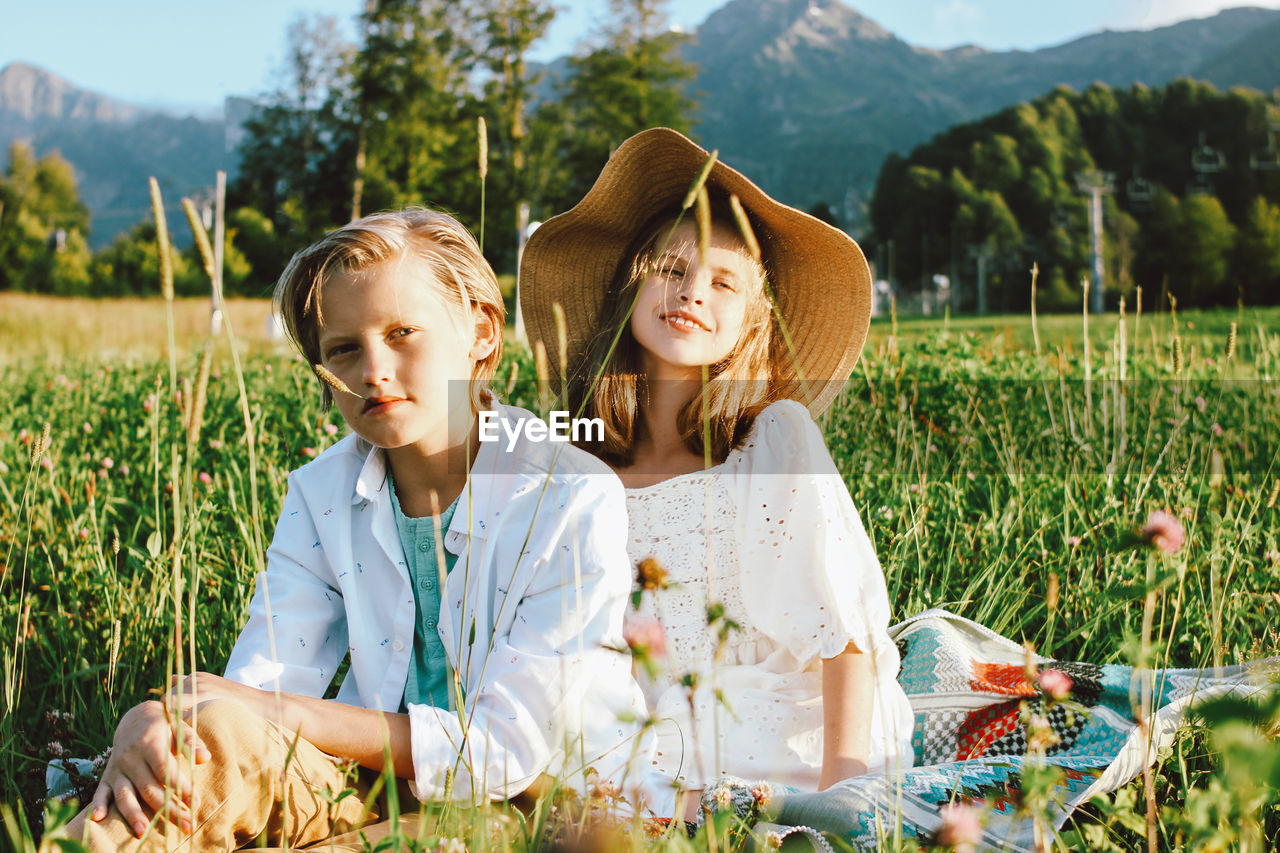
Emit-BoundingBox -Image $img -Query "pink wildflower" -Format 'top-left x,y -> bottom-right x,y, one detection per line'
1038,669 -> 1073,701
301,447 -> 318,458
751,781 -> 773,808
101,457 -> 114,469
1211,423 -> 1224,436
1194,396 -> 1206,413
324,423 -> 339,436
40,457 -> 53,471
935,802 -> 983,851
82,422 -> 92,434
622,615 -> 667,661
1066,536 -> 1081,548
209,439 -> 224,450
97,468 -> 108,480
1141,510 -> 1186,555
17,428 -> 30,446
198,472 -> 213,486
77,529 -> 89,541
118,464 -> 130,476
143,394 -> 155,413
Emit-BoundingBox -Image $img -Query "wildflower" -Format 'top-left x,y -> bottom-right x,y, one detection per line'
324,423 -> 339,436
302,447 -> 318,458
623,615 -> 667,661
101,457 -> 114,469
143,394 -> 155,413
1038,669 -> 1073,701
591,779 -> 621,800
712,785 -> 733,809
1066,536 -> 1081,548
1211,423 -> 1224,436
209,439 -> 224,450
1027,713 -> 1060,752
118,464 -> 130,476
40,457 -> 53,471
935,802 -> 983,852
198,472 -> 213,486
1265,550 -> 1279,565
17,428 -> 30,446
966,471 -> 975,481
750,781 -> 773,809
636,556 -> 669,591
1141,510 -> 1185,555
82,422 -> 92,434
77,529 -> 90,541
909,483 -> 920,493
97,468 -> 108,480
1194,396 -> 1206,413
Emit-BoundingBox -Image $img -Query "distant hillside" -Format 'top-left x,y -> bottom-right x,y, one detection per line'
0,62 -> 230,246
687,0 -> 1280,226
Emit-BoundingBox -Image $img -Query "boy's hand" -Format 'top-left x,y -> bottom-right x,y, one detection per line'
90,700 -> 211,837
168,671 -> 260,714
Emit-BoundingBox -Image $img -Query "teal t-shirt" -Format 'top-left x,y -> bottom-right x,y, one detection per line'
388,479 -> 459,710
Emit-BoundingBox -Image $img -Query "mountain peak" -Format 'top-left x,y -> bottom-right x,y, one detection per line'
698,0 -> 892,57
0,61 -> 143,125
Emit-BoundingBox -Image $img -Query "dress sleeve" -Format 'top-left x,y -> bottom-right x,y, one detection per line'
405,471 -> 647,803
733,399 -> 893,663
223,472 -> 349,696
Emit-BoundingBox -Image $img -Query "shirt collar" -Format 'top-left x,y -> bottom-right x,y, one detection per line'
348,402 -> 515,550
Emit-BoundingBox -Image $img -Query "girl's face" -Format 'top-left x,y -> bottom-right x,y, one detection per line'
316,254 -> 497,453
629,219 -> 759,382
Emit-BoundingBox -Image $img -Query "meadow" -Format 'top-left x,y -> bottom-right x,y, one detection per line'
1,288 -> 1278,851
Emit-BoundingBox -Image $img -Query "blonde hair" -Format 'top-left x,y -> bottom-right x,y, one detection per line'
275,207 -> 505,411
569,202 -> 775,467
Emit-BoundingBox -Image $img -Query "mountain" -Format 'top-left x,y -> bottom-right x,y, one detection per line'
0,62 -> 231,246
686,0 -> 1280,226
5,3 -> 1280,244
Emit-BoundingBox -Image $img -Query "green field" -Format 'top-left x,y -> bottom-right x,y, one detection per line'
2,293 -> 1278,851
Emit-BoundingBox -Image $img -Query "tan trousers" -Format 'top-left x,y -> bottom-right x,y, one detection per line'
63,699 -> 419,852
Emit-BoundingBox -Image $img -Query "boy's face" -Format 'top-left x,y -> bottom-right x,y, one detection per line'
315,255 -> 493,454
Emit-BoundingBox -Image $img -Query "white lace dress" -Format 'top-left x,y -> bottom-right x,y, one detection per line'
625,400 -> 914,794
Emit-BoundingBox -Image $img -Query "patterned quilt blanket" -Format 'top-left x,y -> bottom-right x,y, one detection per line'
706,609 -> 1275,852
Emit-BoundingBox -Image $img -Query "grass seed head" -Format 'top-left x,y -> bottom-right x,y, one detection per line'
312,364 -> 364,400
477,116 -> 488,181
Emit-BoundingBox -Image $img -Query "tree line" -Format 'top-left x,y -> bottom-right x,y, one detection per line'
868,79 -> 1280,312
0,0 -> 695,297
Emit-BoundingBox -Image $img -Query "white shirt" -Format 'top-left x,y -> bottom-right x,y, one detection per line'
225,403 -> 648,803
626,399 -> 915,791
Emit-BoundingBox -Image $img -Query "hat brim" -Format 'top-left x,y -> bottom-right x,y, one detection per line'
519,127 -> 871,416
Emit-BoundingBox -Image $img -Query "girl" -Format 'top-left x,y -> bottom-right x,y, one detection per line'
519,129 -> 915,816
68,208 -> 647,850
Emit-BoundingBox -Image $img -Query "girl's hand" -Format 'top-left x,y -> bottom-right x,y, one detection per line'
89,700 -> 209,837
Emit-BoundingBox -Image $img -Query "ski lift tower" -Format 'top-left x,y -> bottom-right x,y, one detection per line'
1075,170 -> 1113,315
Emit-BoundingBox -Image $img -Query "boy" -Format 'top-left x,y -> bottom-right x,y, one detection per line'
67,209 -> 647,850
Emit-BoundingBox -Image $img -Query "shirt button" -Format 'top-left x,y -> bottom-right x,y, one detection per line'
426,618 -> 437,629
420,578 -> 434,590
392,640 -> 405,651
418,541 -> 431,552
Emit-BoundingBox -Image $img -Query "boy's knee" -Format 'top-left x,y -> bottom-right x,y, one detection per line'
186,699 -> 274,750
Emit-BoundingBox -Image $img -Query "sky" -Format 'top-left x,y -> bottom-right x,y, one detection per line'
3,0 -> 1278,115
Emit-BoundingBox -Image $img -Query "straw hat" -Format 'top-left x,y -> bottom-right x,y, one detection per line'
518,127 -> 872,415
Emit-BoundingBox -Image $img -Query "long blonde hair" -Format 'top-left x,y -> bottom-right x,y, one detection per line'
569,202 -> 776,467
275,207 -> 505,411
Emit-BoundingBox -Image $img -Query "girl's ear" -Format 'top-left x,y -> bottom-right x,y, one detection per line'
469,307 -> 501,362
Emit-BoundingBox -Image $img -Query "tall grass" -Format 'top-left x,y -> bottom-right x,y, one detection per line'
2,297 -> 1278,850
